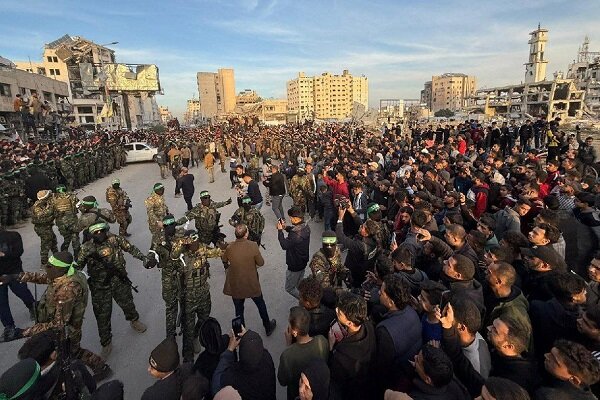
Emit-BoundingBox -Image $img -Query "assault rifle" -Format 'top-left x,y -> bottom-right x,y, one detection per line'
56,304 -> 85,400
90,254 -> 139,293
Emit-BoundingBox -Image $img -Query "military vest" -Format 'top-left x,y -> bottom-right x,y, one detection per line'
37,271 -> 89,332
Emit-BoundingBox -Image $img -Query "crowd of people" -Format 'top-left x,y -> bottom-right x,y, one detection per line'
1,117 -> 600,400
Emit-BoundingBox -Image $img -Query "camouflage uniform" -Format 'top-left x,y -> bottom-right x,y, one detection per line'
176,199 -> 230,245
53,191 -> 81,255
0,174 -> 10,226
229,206 -> 265,244
151,231 -> 184,337
18,270 -> 105,370
76,233 -> 146,347
309,248 -> 347,288
171,238 -> 223,362
289,173 -> 311,213
106,186 -> 132,236
60,156 -> 75,190
6,171 -> 24,225
145,192 -> 169,244
77,208 -> 116,243
32,196 -> 58,265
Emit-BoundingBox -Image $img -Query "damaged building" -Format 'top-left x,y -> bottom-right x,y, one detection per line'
566,36 -> 600,118
468,25 -> 585,121
15,34 -> 162,130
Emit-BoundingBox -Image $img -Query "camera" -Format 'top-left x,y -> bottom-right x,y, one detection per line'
334,195 -> 350,209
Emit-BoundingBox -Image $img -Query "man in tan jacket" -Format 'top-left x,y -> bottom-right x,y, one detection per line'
222,224 -> 276,336
204,149 -> 216,183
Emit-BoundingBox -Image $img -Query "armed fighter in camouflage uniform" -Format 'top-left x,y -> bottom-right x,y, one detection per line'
53,185 -> 81,256
106,178 -> 132,237
145,183 -> 169,245
147,214 -> 185,338
31,190 -> 58,266
229,196 -> 265,245
76,223 -> 150,358
59,155 -> 75,190
350,202 -> 392,249
176,190 -> 231,246
309,231 -> 347,288
77,195 -> 116,244
1,251 -> 112,380
170,231 -> 224,362
289,167 -> 312,214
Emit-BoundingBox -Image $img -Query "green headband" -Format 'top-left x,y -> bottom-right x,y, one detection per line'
163,217 -> 176,225
322,236 -> 337,245
112,179 -> 120,185
241,197 -> 252,204
0,362 -> 41,400
153,183 -> 164,191
199,191 -> 209,198
82,200 -> 98,208
367,203 -> 380,216
89,222 -> 108,233
48,255 -> 76,277
56,186 -> 66,193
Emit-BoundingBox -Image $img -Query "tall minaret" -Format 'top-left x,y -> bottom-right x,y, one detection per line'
524,24 -> 549,83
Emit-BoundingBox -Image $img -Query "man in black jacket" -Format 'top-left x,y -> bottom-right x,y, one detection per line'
298,276 -> 336,338
0,223 -> 35,342
536,340 -> 600,400
175,167 -> 195,210
328,292 -> 376,400
278,206 -> 311,299
142,337 -> 202,400
264,164 -> 286,220
243,173 -> 263,210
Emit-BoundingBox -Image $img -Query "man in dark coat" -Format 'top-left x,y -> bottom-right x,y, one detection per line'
0,223 -> 35,341
329,292 -> 376,400
278,206 -> 311,299
175,167 -> 195,210
142,337 -> 203,400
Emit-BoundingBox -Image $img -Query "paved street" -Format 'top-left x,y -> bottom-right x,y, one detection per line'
0,160 -> 325,399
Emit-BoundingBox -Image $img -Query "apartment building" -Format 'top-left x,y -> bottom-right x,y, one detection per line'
287,70 -> 368,120
197,68 -> 235,119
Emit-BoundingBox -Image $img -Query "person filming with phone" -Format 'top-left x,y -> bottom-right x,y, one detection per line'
327,292 -> 376,400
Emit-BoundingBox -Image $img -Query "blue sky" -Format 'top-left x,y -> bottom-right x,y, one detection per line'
2,0 -> 599,117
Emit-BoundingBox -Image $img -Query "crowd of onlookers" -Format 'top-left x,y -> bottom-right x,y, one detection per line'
1,118 -> 600,399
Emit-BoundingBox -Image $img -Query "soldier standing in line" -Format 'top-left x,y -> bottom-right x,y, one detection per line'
105,178 -> 132,237
176,191 -> 231,246
309,231 -> 347,289
31,190 -> 58,267
76,222 -> 150,358
53,184 -> 81,256
204,149 -> 216,183
1,251 -> 112,380
289,167 -> 311,214
0,172 -> 10,227
170,231 -> 224,362
77,195 -> 116,244
145,183 -> 169,245
59,154 -> 75,190
229,196 -> 265,245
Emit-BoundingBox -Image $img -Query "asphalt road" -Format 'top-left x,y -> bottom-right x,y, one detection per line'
1,160 -> 326,399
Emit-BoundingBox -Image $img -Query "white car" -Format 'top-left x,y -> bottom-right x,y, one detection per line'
124,142 -> 158,163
